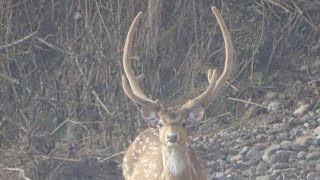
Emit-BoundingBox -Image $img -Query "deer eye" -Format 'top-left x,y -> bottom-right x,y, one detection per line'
157,122 -> 163,128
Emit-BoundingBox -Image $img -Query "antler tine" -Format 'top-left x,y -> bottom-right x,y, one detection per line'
123,12 -> 145,98
122,76 -> 161,110
182,6 -> 233,110
122,12 -> 160,110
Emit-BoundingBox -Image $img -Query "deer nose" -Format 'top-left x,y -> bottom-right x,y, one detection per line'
166,134 -> 178,143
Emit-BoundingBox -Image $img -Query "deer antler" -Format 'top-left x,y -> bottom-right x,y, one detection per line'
181,7 -> 233,110
122,12 -> 161,111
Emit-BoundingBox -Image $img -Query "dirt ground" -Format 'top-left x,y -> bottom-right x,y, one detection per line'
0,0 -> 319,179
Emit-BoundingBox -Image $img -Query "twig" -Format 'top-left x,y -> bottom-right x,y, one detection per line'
201,112 -> 232,124
4,167 -> 31,180
263,0 -> 289,13
0,72 -> 31,93
99,151 -> 125,163
50,118 -> 70,136
0,31 -> 37,51
228,97 -> 268,109
35,37 -> 69,54
92,90 -> 118,115
36,155 -> 81,162
229,5 -> 266,86
73,56 -> 117,115
226,81 -> 239,92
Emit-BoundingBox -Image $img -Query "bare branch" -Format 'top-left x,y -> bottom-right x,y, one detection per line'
0,31 -> 37,51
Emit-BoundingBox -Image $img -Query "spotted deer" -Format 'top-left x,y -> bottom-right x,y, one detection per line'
122,6 -> 233,180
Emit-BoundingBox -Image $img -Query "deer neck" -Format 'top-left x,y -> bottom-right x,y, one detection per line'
161,144 -> 192,180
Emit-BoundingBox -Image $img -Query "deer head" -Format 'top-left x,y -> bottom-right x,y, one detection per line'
122,7 -> 233,179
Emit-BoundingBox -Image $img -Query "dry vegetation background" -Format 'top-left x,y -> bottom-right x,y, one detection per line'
0,0 -> 319,179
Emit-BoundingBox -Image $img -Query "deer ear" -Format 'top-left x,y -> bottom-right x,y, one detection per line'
141,106 -> 159,126
187,106 -> 204,123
